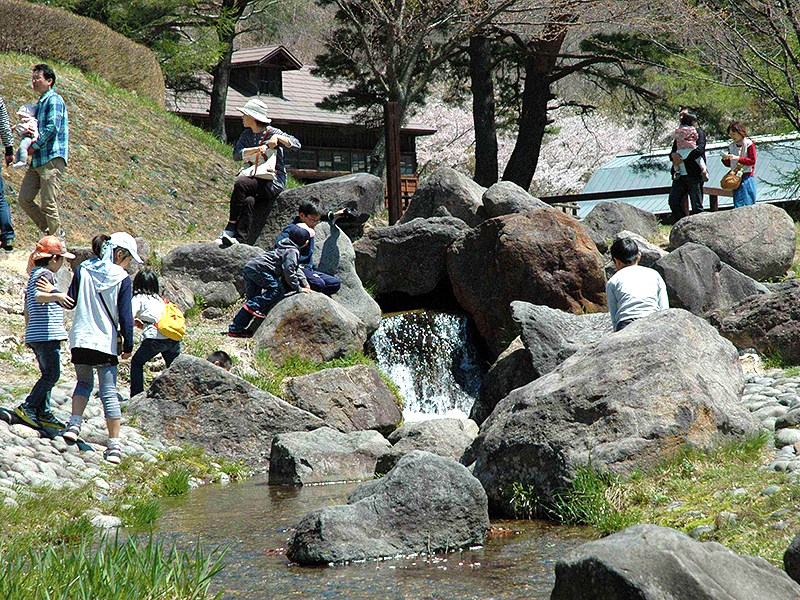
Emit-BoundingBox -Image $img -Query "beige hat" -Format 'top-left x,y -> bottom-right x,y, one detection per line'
237,98 -> 271,124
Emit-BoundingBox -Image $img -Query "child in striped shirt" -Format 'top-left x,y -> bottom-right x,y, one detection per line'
15,235 -> 75,429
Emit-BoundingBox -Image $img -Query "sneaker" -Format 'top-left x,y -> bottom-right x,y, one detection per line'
221,232 -> 240,247
104,447 -> 123,465
11,161 -> 27,169
0,240 -> 13,252
62,422 -> 82,442
14,404 -> 40,428
243,304 -> 266,319
228,330 -> 253,338
38,411 -> 67,430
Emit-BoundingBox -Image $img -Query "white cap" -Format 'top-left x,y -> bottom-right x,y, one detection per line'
109,232 -> 143,264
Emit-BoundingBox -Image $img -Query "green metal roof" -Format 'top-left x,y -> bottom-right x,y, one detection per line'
576,133 -> 800,218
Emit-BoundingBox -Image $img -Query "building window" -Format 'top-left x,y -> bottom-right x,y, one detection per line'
318,151 -> 333,171
258,67 -> 283,97
299,150 -> 316,170
352,152 -> 367,172
400,154 -> 415,175
333,151 -> 350,172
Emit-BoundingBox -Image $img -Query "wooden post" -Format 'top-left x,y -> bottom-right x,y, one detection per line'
385,102 -> 401,225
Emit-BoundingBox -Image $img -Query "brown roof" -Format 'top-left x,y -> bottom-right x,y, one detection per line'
167,59 -> 435,135
231,46 -> 303,70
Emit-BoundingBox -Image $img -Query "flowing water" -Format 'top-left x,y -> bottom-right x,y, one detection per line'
152,474 -> 593,600
370,311 -> 486,421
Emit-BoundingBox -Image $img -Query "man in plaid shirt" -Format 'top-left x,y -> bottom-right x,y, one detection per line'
0,96 -> 14,251
18,64 -> 68,237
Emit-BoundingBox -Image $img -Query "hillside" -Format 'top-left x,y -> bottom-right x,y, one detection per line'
0,52 -> 237,249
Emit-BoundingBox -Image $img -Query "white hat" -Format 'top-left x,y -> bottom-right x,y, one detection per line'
109,232 -> 143,264
237,98 -> 271,124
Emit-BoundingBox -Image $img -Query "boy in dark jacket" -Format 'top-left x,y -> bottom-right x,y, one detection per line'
228,224 -> 311,337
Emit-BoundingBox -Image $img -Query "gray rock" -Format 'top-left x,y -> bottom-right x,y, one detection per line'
785,530 -> 800,585
582,201 -> 659,253
552,524 -> 800,600
469,337 -> 535,427
398,168 -> 486,228
161,277 -> 196,313
252,173 -> 383,247
252,292 -> 367,366
90,515 -> 123,528
654,243 -> 769,315
287,451 -> 489,564
482,181 -> 548,217
161,242 -> 263,308
511,301 -> 612,378
310,221 -> 382,335
669,204 -> 796,280
284,365 -> 401,435
127,355 -> 324,466
268,427 -> 390,485
354,217 -> 469,296
376,418 -> 476,474
472,310 -> 758,514
614,230 -> 668,268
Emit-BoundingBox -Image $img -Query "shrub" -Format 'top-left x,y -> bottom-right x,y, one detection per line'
0,0 -> 164,106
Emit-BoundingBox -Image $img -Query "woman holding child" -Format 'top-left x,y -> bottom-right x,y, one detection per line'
215,98 -> 300,247
722,121 -> 757,208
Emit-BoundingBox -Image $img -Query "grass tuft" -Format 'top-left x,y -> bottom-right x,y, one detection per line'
157,467 -> 192,497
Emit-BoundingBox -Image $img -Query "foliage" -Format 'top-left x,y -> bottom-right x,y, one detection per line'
122,498 -> 162,528
157,467 -> 192,496
184,295 -> 209,321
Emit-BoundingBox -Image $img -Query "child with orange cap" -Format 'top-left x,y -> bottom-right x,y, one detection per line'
15,235 -> 75,429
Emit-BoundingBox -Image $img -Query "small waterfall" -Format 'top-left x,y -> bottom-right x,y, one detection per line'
370,311 -> 485,421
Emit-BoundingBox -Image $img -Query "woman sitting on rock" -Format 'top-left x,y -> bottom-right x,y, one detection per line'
215,99 -> 301,247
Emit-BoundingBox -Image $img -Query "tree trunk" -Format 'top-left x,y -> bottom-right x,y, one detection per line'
469,35 -> 498,187
208,36 -> 235,141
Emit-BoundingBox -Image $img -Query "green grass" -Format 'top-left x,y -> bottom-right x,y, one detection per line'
762,349 -> 800,373
184,295 -> 209,321
122,498 -> 162,528
157,467 -> 192,497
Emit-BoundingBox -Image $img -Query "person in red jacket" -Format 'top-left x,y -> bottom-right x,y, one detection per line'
722,121 -> 757,208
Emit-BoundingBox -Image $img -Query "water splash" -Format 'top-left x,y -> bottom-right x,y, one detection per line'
371,311 -> 485,421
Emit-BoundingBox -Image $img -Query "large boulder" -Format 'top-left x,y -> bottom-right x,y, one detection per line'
785,531 -> 800,585
252,173 -> 383,247
354,217 -> 469,296
127,355 -> 324,466
471,309 -> 759,515
447,209 -> 607,357
552,524 -> 800,600
469,337 -> 534,427
654,242 -> 770,315
708,287 -> 800,361
511,301 -> 612,378
614,230 -> 668,268
582,201 -> 659,253
669,204 -> 796,280
284,365 -> 402,435
312,221 -> 382,335
287,451 -> 489,564
375,418 -> 477,474
252,292 -> 367,366
160,242 -> 263,307
398,168 -> 487,228
268,427 -> 391,485
482,181 -> 549,218
161,277 -> 195,313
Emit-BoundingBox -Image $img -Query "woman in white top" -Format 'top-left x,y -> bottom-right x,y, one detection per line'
721,121 -> 757,208
129,269 -> 181,397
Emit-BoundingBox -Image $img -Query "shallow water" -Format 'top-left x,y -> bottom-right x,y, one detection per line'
149,474 -> 593,600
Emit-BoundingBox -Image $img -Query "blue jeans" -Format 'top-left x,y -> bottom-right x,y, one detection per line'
130,337 -> 181,397
230,265 -> 285,332
0,165 -> 15,245
25,340 -> 61,414
302,267 -> 340,296
733,175 -> 757,208
74,363 -> 121,420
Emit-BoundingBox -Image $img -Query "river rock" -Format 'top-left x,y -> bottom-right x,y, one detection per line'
252,292 -> 367,366
127,355 -> 324,466
398,167 -> 487,228
472,309 -> 758,514
252,173 -> 382,247
482,181 -> 548,217
552,524 -> 800,600
511,301 -> 612,378
312,221 -> 382,335
447,209 -> 607,357
708,287 -> 800,361
614,231 -> 668,268
287,450 -> 489,564
160,242 -> 263,307
785,531 -> 800,585
669,204 -> 796,280
653,242 -> 770,315
161,277 -> 195,313
353,217 -> 469,296
268,427 -> 390,485
582,201 -> 659,253
284,365 -> 401,435
375,418 -> 477,474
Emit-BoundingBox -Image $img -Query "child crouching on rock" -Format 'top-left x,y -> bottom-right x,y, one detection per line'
15,236 -> 75,430
228,224 -> 312,338
606,238 -> 669,332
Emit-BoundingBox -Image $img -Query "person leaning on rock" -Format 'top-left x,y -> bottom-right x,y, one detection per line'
606,238 -> 669,332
